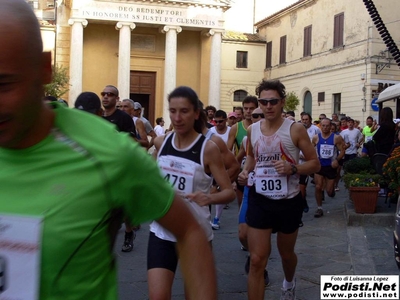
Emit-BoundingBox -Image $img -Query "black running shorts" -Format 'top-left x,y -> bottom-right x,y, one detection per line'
246,187 -> 303,234
299,174 -> 309,185
147,232 -> 178,273
316,165 -> 337,180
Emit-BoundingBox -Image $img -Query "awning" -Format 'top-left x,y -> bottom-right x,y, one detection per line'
376,82 -> 400,103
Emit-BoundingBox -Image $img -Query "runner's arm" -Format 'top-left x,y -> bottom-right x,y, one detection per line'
226,124 -> 237,151
238,126 -> 255,185
152,135 -> 164,159
335,134 -> 346,161
147,130 -> 157,149
311,134 -> 318,147
136,119 -> 150,148
157,194 -> 217,300
187,141 -> 236,206
293,123 -> 321,175
211,135 -> 240,182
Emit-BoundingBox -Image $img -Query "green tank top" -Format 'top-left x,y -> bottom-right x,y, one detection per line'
235,121 -> 247,149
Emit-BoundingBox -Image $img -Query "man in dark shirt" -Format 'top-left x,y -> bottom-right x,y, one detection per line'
101,85 -> 137,252
101,85 -> 136,136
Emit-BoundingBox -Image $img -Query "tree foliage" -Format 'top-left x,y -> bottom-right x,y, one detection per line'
44,64 -> 70,99
284,91 -> 300,112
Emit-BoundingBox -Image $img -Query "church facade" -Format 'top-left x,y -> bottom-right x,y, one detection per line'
36,0 -> 235,123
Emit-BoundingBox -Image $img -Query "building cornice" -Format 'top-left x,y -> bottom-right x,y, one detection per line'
255,0 -> 315,28
91,0 -> 232,11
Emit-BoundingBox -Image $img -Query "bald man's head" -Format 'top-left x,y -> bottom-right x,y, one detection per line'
0,0 -> 53,149
0,0 -> 43,67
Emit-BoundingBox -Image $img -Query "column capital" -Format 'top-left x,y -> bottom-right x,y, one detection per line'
160,25 -> 182,34
68,18 -> 88,27
205,28 -> 225,37
115,22 -> 136,31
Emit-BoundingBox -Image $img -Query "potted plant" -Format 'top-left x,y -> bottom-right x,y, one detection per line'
342,157 -> 382,213
383,147 -> 400,198
348,177 -> 380,213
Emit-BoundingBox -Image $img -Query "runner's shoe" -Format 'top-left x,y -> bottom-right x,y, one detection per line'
211,217 -> 220,230
280,279 -> 296,300
121,231 -> 135,252
314,208 -> 324,218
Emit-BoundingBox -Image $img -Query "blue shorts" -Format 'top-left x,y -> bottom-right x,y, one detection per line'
361,146 -> 368,154
238,186 -> 249,224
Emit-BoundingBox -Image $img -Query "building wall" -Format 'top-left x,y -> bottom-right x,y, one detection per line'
220,41 -> 266,112
257,0 -> 400,124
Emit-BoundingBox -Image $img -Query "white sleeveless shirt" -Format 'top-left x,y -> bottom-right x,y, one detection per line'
250,118 -> 300,199
149,133 -> 213,242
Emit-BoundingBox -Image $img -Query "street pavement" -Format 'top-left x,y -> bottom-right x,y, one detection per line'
116,181 -> 399,299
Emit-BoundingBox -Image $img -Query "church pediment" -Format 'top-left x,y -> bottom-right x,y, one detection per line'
70,0 -> 228,29
77,0 -> 233,9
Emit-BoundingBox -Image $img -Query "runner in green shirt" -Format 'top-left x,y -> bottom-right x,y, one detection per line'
361,116 -> 377,157
0,1 -> 217,299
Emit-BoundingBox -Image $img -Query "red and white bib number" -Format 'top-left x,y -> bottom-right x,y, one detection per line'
158,156 -> 195,196
320,144 -> 334,159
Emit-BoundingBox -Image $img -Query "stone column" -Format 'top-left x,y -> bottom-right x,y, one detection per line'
67,18 -> 88,106
207,29 -> 224,109
161,25 -> 182,125
116,22 -> 136,100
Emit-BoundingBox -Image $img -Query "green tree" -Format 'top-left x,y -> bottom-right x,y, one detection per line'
44,64 -> 70,99
284,91 -> 300,112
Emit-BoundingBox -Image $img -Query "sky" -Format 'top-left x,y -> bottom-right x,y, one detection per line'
224,0 -> 299,33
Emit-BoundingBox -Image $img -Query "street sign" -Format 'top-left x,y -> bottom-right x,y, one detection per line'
371,97 -> 379,111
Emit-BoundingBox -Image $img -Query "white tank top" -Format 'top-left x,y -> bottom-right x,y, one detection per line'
149,133 -> 214,242
209,126 -> 231,144
250,118 -> 300,199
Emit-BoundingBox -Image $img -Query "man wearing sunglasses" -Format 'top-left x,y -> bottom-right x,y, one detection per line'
238,80 -> 320,300
101,85 -> 136,136
251,110 -> 264,122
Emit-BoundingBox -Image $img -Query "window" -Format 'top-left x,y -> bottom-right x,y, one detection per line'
318,92 -> 325,102
266,41 -> 272,68
333,93 -> 341,114
236,51 -> 248,68
279,36 -> 286,64
234,90 -> 248,102
28,0 -> 39,9
303,25 -> 312,57
333,13 -> 344,48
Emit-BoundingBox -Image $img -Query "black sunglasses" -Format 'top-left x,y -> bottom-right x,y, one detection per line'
101,92 -> 116,97
258,98 -> 281,106
252,113 -> 264,118
116,106 -> 121,108
214,120 -> 226,124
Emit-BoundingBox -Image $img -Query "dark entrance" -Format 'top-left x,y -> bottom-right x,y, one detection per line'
130,71 -> 156,124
